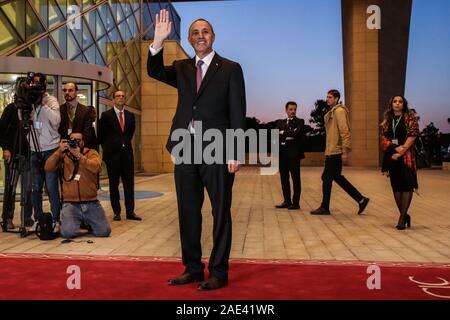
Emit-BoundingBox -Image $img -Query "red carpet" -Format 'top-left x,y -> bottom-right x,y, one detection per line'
0,254 -> 449,300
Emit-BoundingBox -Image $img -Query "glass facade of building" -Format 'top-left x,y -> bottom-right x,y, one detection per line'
0,0 -> 181,189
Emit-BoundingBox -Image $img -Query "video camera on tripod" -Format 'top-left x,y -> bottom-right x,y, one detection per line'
0,72 -> 47,237
14,72 -> 47,127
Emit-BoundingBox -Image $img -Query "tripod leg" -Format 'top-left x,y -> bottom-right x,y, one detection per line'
20,155 -> 33,237
1,168 -> 10,231
2,160 -> 19,232
19,157 -> 26,237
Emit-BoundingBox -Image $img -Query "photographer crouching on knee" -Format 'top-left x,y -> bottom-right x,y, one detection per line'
44,132 -> 111,239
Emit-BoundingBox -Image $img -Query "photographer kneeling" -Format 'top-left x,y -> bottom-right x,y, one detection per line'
44,132 -> 111,239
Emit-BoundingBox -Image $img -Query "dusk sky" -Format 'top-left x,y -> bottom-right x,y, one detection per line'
172,0 -> 450,133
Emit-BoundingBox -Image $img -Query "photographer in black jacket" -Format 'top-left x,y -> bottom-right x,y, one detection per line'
0,97 -> 33,230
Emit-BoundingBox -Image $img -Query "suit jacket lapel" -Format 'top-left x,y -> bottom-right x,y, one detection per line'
110,108 -> 122,133
74,102 -> 83,125
195,54 -> 222,101
61,103 -> 68,122
188,58 -> 197,96
124,110 -> 131,133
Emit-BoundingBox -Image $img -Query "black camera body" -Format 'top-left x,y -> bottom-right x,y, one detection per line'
14,72 -> 47,116
68,137 -> 79,149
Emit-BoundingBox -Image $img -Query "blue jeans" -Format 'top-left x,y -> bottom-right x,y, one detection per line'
31,149 -> 60,222
60,201 -> 111,239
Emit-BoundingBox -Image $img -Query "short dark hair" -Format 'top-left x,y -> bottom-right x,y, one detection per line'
32,72 -> 47,88
285,101 -> 297,110
328,89 -> 341,100
189,18 -> 215,35
34,72 -> 47,82
113,90 -> 125,98
69,131 -> 83,141
64,82 -> 78,91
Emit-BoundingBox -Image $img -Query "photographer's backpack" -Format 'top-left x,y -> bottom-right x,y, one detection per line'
35,212 -> 58,240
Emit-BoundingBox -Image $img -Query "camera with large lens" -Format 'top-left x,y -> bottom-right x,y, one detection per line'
63,138 -> 81,166
14,72 -> 47,122
68,137 -> 79,149
62,138 -> 79,154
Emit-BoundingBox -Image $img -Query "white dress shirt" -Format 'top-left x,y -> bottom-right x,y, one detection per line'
149,44 -> 215,78
149,44 -> 216,134
113,106 -> 125,125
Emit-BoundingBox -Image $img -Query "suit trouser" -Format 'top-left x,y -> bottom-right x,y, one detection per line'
321,154 -> 363,210
279,156 -> 301,206
106,151 -> 134,216
174,163 -> 234,280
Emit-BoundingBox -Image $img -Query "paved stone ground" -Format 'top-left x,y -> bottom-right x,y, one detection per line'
1,167 -> 449,264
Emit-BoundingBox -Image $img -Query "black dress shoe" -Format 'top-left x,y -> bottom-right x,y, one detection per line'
113,214 -> 121,221
405,213 -> 411,228
288,205 -> 300,210
396,213 -> 411,230
197,276 -> 228,291
126,213 -> 142,221
310,207 -> 331,215
275,202 -> 291,209
358,197 -> 370,215
168,272 -> 204,286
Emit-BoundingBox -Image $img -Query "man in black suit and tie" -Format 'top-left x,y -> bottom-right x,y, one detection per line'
97,90 -> 141,221
147,9 -> 246,291
275,101 -> 305,210
59,83 -> 96,149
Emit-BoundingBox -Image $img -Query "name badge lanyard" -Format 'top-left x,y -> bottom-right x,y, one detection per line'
392,115 -> 402,143
31,106 -> 43,150
34,106 -> 43,129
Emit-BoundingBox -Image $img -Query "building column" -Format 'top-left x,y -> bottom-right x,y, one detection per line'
140,40 -> 189,173
342,0 -> 412,166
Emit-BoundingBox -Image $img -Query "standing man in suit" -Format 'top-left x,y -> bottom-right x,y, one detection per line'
147,9 -> 246,291
59,83 -> 95,149
97,90 -> 141,221
275,101 -> 305,210
87,105 -> 99,151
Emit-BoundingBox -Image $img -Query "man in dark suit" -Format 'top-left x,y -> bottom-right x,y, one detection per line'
147,9 -> 246,291
87,105 -> 99,151
59,83 -> 96,149
97,90 -> 141,221
275,101 -> 305,210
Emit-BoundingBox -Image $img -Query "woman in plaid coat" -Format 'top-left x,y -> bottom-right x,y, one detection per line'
381,95 -> 420,230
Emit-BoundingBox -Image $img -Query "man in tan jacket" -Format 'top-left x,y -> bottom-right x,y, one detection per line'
45,132 -> 110,238
311,90 -> 370,215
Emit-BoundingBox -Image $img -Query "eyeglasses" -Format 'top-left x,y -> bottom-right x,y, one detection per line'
115,94 -> 125,98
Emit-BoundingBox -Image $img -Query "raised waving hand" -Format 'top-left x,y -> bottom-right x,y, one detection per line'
153,9 -> 172,49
